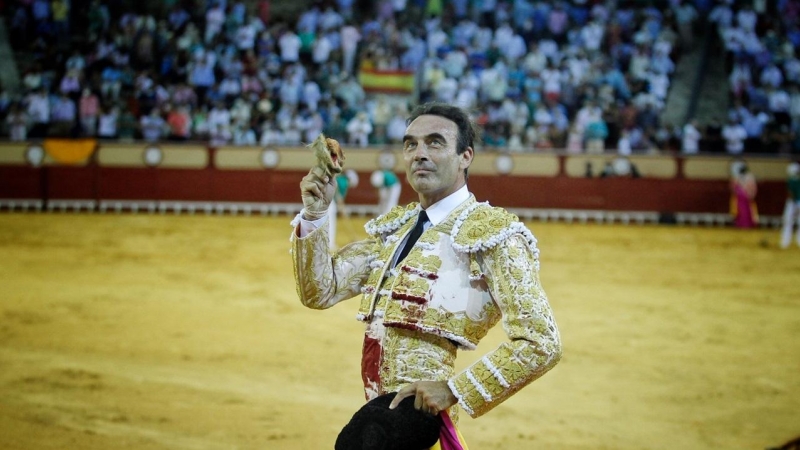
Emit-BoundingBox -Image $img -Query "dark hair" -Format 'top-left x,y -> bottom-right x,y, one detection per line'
406,102 -> 477,156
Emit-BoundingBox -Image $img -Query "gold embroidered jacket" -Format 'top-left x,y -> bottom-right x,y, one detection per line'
291,195 -> 562,418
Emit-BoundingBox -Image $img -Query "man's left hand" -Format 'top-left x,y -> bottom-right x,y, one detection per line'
388,381 -> 458,415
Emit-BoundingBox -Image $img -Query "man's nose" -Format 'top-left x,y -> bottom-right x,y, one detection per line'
411,144 -> 430,160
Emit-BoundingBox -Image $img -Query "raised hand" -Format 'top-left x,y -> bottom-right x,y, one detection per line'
300,166 -> 336,221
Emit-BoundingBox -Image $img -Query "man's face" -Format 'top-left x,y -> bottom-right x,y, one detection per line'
403,115 -> 472,208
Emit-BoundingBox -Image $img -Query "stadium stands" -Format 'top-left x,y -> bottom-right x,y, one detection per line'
0,0 -> 768,155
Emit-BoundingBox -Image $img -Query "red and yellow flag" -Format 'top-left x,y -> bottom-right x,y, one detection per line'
358,68 -> 415,94
43,139 -> 97,164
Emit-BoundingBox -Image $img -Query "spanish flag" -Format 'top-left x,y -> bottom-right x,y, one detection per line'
358,68 -> 416,94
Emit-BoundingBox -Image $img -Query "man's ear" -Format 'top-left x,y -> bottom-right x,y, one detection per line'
459,146 -> 474,171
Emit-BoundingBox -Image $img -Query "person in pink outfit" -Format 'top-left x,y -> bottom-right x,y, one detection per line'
79,88 -> 100,136
730,161 -> 759,228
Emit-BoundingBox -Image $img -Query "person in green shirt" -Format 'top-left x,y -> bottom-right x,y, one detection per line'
117,108 -> 139,142
371,168 -> 401,215
780,162 -> 800,249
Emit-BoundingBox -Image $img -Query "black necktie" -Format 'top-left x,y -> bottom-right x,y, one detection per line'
395,210 -> 429,266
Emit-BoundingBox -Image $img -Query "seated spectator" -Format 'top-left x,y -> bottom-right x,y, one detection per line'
23,64 -> 45,92
97,104 -> 119,140
346,111 -> 372,147
207,101 -> 231,133
139,108 -> 166,143
585,109 -> 609,154
192,105 -> 210,141
232,123 -> 257,146
230,98 -> 252,131
79,88 -> 100,137
617,128 -> 632,155
385,106 -> 408,145
722,116 -> 747,154
50,93 -> 77,137
681,120 -> 702,154
6,103 -> 28,142
117,107 -> 138,142
209,123 -> 232,147
166,104 -> 191,141
259,120 -> 283,146
300,110 -> 323,143
101,63 -> 124,101
566,123 -> 584,154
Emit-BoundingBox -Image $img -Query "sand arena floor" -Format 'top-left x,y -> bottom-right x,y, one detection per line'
0,213 -> 798,450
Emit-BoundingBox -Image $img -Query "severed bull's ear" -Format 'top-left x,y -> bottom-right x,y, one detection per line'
326,137 -> 346,169
310,134 -> 345,176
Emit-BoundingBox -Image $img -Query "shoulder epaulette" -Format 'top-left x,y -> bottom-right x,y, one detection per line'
451,202 -> 538,255
365,203 -> 420,236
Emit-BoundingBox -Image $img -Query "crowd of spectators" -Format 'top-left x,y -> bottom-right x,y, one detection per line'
698,0 -> 800,155
0,0 -> 795,155
407,0 -> 689,154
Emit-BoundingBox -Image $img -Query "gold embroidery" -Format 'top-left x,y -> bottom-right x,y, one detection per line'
417,254 -> 443,274
447,233 -> 561,418
380,326 -> 457,393
418,231 -> 440,244
452,205 -> 518,251
365,203 -> 419,236
291,225 -> 378,310
293,195 -> 561,420
394,276 -> 432,295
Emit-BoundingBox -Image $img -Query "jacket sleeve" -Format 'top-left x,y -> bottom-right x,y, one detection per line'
447,233 -> 562,418
290,220 -> 378,310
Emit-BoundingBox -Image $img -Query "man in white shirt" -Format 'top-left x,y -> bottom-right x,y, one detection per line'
736,6 -> 757,32
291,103 -> 561,447
760,63 -> 784,88
278,29 -> 301,63
234,21 -> 257,52
722,117 -> 747,154
523,42 -> 548,74
297,6 -> 320,33
767,85 -> 792,127
319,6 -> 343,31
97,105 -> 119,139
709,3 -> 733,36
681,119 -> 702,154
311,34 -> 332,66
207,101 -> 231,132
204,2 -> 225,43
346,111 -> 372,147
303,80 -> 321,112
139,109 -> 165,142
385,106 -> 408,144
340,22 -> 361,75
26,88 -> 50,138
443,47 -> 468,79
580,19 -> 604,52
